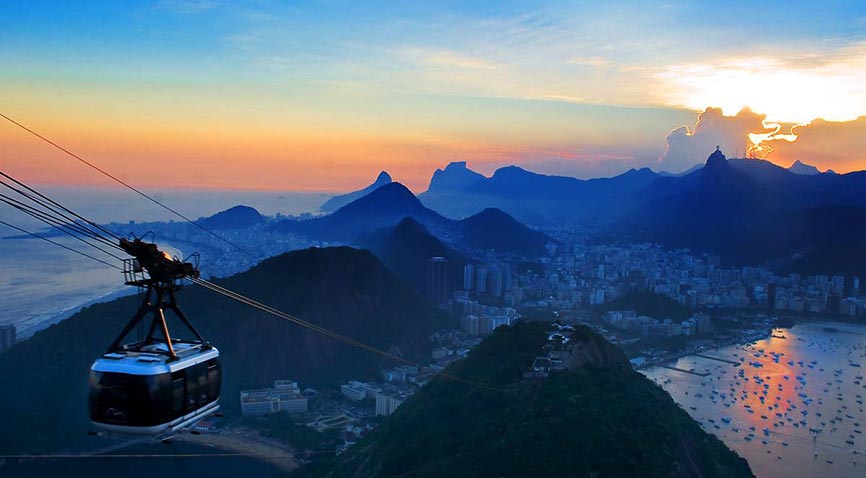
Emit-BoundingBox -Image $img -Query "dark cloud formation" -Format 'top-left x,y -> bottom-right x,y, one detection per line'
660,107 -> 776,173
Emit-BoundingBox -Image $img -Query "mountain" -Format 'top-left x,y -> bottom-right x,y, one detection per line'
274,182 -> 451,243
276,183 -> 551,258
320,171 -> 392,212
788,160 -> 821,175
611,149 -> 866,268
198,205 -> 265,230
419,163 -> 660,226
424,161 -> 486,193
0,246 -> 450,453
358,217 -> 469,294
658,163 -> 704,177
457,208 -> 552,257
306,322 -> 753,478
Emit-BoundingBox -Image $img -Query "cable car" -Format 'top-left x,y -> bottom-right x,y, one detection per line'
88,239 -> 221,434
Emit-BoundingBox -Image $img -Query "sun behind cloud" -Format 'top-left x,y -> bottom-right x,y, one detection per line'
656,50 -> 866,125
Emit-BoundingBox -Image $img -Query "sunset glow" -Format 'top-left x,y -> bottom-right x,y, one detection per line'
657,54 -> 866,124
2,1 -> 866,189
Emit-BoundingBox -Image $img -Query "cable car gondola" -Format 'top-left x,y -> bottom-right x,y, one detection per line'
88,239 -> 221,435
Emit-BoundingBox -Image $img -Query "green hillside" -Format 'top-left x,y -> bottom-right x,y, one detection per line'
0,247 -> 450,453
305,322 -> 753,478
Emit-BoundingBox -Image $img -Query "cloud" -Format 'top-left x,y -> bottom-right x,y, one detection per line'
401,49 -> 500,71
655,43 -> 866,124
567,56 -> 613,68
763,117 -> 866,173
660,107 -> 775,172
659,107 -> 866,174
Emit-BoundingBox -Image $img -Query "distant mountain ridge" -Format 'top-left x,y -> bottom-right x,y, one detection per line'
419,162 -> 660,226
457,207 -> 551,257
320,171 -> 393,212
611,149 -> 866,271
275,182 -> 553,257
275,182 -> 450,243
788,160 -> 821,175
198,204 -> 264,229
424,161 -> 486,193
358,217 -> 469,294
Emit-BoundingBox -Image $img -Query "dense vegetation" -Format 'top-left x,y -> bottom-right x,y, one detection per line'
301,323 -> 753,478
0,247 -> 450,453
456,208 -> 553,257
358,217 -> 469,294
244,412 -> 339,452
598,291 -> 691,321
615,153 -> 866,272
273,183 -> 449,243
198,205 -> 265,230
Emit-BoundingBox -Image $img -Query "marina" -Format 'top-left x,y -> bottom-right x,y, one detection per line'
643,322 -> 866,478
656,364 -> 711,377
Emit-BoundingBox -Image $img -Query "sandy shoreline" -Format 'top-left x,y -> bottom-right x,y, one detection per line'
174,428 -> 299,474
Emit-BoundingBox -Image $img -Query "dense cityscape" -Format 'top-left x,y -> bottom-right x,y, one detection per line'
50,214 -> 852,460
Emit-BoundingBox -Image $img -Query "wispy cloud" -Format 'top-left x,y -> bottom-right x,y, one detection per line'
567,56 -> 613,68
400,49 -> 500,71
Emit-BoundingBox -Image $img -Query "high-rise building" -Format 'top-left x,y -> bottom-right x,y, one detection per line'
0,325 -> 16,353
767,283 -> 777,310
341,381 -> 368,401
461,315 -> 480,336
375,393 -> 406,416
426,257 -> 449,304
475,266 -> 487,294
488,265 -> 504,297
463,263 -> 475,290
501,263 -> 513,292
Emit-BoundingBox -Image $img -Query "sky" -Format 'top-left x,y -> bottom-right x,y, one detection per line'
2,0 -> 866,192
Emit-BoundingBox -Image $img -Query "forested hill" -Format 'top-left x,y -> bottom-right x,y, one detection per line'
0,246 -> 450,453
304,322 -> 753,478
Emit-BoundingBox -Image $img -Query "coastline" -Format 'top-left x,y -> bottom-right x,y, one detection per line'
641,319 -> 865,371
174,428 -> 299,474
14,287 -> 134,340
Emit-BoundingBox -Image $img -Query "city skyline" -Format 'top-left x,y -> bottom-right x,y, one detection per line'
3,1 -> 866,191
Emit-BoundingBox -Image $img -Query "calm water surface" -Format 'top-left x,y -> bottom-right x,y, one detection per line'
643,322 -> 866,478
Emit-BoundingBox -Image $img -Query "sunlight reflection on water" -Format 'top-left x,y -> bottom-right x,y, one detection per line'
643,322 -> 866,478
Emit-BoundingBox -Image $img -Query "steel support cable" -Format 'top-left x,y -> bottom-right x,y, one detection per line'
190,278 -> 509,392
0,113 -> 254,257
0,189 -> 121,249
0,171 -> 509,393
0,453 -> 253,459
0,194 -> 127,261
0,193 -> 125,256
0,186 -> 123,251
0,170 -> 121,241
0,220 -> 122,270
